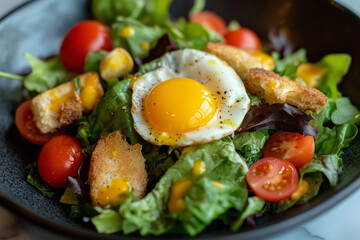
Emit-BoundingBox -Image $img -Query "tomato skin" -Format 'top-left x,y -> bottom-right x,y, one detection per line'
246,157 -> 299,202
15,101 -> 66,145
224,28 -> 261,51
189,11 -> 227,35
38,135 -> 85,188
263,131 -> 315,170
59,20 -> 112,73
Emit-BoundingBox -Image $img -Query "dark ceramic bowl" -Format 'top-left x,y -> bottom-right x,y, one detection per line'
1,0 -> 360,239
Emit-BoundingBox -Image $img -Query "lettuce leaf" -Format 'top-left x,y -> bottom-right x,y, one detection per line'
92,0 -> 171,27
318,54 -> 351,99
23,53 -> 74,93
142,144 -> 180,191
77,79 -> 141,153
272,172 -> 323,213
300,154 -> 342,187
233,130 -> 270,166
24,162 -> 60,198
91,137 -> 249,236
231,196 -> 265,230
330,97 -> 360,125
111,17 -> 165,58
315,123 -> 358,156
167,18 -> 223,50
272,48 -> 307,78
83,50 -> 108,73
238,103 -> 318,138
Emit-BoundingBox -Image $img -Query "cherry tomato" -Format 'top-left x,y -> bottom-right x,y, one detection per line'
38,135 -> 85,188
15,100 -> 66,145
224,28 -> 261,51
263,131 -> 315,170
59,20 -> 112,73
189,11 -> 227,35
246,157 -> 299,202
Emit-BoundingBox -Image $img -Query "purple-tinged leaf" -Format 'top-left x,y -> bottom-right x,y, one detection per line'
237,103 -> 318,138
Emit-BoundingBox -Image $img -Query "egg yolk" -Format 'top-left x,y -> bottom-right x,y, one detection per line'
144,78 -> 217,133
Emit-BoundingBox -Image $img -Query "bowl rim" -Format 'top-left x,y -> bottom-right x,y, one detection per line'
1,0 -> 360,239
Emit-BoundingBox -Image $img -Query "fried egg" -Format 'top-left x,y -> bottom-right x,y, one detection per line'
131,49 -> 250,146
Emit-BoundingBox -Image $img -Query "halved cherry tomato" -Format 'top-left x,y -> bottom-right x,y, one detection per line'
15,100 -> 66,145
38,135 -> 85,188
189,11 -> 227,35
246,157 -> 299,202
224,28 -> 261,51
59,20 -> 112,73
263,131 -> 315,170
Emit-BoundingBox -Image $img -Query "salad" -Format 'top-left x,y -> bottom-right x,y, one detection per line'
1,0 -> 359,237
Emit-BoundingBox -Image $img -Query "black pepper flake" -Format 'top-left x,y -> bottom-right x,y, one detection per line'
217,91 -> 221,95
224,91 -> 227,94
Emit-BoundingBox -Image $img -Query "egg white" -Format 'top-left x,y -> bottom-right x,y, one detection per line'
131,49 -> 250,146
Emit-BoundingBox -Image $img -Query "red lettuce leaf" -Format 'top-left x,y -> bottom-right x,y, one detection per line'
237,103 -> 318,138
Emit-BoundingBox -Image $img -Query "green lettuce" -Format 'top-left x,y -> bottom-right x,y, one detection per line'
330,97 -> 360,125
91,137 -> 249,236
23,53 -> 74,92
231,196 -> 265,231
83,50 -> 108,73
168,18 -> 223,50
318,54 -> 351,99
272,172 -> 323,213
24,162 -> 60,198
272,48 -> 307,78
0,53 -> 74,93
312,97 -> 359,157
111,17 -> 165,58
233,130 -> 270,166
92,0 -> 171,27
143,145 -> 180,191
300,154 -> 343,187
316,123 -> 358,156
77,79 -> 141,153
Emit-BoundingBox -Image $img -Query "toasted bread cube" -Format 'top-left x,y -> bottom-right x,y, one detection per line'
204,42 -> 274,80
245,68 -> 327,112
88,131 -> 148,206
31,72 -> 103,133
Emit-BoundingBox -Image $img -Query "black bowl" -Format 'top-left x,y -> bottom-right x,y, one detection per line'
1,0 -> 360,239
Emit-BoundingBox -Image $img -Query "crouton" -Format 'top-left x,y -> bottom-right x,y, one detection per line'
31,72 -> 103,133
245,68 -> 327,112
204,42 -> 274,80
88,131 -> 148,207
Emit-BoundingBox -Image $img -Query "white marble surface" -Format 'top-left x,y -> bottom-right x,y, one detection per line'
1,0 -> 360,239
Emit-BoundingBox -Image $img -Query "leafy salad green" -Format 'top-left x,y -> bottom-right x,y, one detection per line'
2,0 -> 359,237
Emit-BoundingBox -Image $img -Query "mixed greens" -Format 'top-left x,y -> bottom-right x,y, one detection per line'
2,0 -> 360,237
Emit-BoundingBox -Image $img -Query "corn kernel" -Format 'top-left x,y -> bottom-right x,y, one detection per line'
291,180 -> 309,201
168,178 -> 192,213
120,26 -> 135,37
192,160 -> 206,176
79,72 -> 102,110
140,41 -> 150,51
100,48 -> 134,81
213,181 -> 224,189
